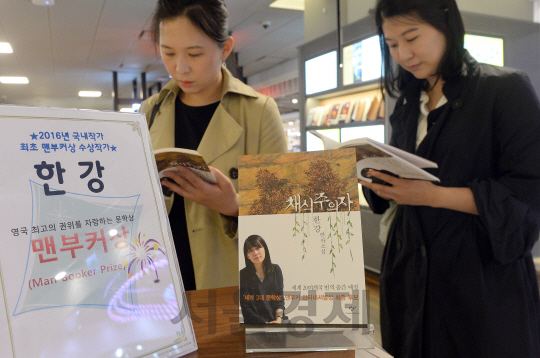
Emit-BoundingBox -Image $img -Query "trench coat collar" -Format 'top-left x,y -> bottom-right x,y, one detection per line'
154,66 -> 254,164
155,65 -> 258,107
197,104 -> 242,164
220,66 -> 260,99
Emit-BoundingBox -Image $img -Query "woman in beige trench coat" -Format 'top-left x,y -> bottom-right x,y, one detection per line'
141,0 -> 287,290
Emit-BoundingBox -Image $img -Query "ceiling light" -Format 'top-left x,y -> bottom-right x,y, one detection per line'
0,43 -> 13,53
270,0 -> 304,11
292,98 -> 298,104
120,108 -> 135,113
0,77 -> 29,84
288,121 -> 294,126
32,0 -> 55,5
79,91 -> 102,97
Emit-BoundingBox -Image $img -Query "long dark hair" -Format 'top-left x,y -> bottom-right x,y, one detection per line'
375,0 -> 465,97
243,235 -> 274,275
151,0 -> 229,48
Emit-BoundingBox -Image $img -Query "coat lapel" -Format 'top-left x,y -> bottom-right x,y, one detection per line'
197,104 -> 243,164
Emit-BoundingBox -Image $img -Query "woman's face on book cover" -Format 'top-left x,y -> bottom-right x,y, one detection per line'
247,245 -> 265,265
382,14 -> 447,86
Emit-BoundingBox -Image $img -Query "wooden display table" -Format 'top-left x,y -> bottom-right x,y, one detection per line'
183,286 -> 355,357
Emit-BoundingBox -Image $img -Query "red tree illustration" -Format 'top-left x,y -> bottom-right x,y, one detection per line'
301,159 -> 348,211
249,168 -> 292,215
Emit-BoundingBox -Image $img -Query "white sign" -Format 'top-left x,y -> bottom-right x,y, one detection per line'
0,105 -> 196,358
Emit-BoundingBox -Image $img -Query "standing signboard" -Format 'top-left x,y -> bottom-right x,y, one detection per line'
0,105 -> 196,358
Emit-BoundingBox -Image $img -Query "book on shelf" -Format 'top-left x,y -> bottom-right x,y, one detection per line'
345,101 -> 357,123
338,101 -> 351,123
154,147 -> 217,197
238,148 -> 367,327
308,131 -> 439,182
327,103 -> 341,125
366,94 -> 381,121
320,104 -> 331,126
307,107 -> 319,126
350,99 -> 362,122
353,98 -> 370,122
378,96 -> 386,119
314,106 -> 326,126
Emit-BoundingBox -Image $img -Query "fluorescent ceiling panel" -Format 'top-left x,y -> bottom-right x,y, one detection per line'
270,0 -> 304,11
78,91 -> 102,97
0,77 -> 29,84
0,42 -> 13,53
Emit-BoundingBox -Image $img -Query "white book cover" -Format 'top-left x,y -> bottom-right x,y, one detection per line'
307,107 -> 319,126
315,106 -> 327,126
320,104 -> 332,126
360,99 -> 371,122
308,132 -> 439,182
0,105 -> 196,358
238,148 -> 367,327
350,99 -> 362,122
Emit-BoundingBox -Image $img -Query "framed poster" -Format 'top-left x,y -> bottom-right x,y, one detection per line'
0,105 -> 196,357
238,148 -> 367,327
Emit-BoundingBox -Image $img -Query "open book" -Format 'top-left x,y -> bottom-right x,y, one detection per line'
309,130 -> 439,182
154,147 -> 217,197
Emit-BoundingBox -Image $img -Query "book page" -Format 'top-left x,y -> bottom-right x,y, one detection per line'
354,144 -> 439,182
366,139 -> 437,169
312,134 -> 439,182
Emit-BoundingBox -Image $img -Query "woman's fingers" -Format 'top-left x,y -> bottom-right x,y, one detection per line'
161,165 -> 239,217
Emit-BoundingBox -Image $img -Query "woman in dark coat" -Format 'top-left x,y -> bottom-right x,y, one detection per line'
360,0 -> 540,357
240,235 -> 285,324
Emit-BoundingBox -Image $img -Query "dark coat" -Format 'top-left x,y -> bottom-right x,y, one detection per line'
365,54 -> 540,358
240,264 -> 285,324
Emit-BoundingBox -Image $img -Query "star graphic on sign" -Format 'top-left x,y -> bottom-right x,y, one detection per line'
30,133 -> 38,140
46,201 -> 72,224
111,145 -> 117,151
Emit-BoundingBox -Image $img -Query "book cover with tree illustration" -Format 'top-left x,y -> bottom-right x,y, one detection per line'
154,147 -> 217,198
238,148 -> 367,326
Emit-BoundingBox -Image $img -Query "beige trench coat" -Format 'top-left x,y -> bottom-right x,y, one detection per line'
140,67 -> 287,289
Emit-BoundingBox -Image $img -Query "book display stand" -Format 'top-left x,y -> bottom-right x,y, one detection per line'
238,148 -> 376,354
244,288 -> 375,353
245,324 -> 375,353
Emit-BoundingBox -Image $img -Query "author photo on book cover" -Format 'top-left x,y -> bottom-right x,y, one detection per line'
240,235 -> 287,324
360,0 -> 540,357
